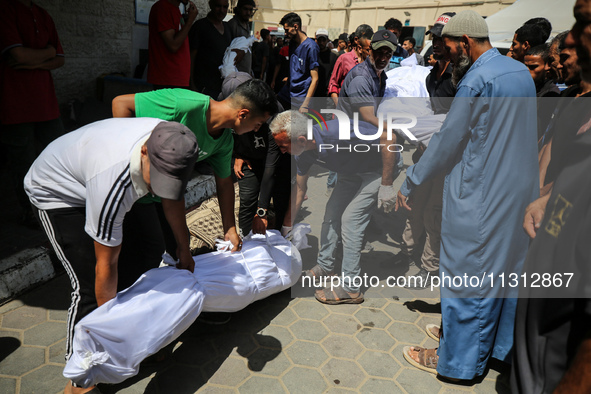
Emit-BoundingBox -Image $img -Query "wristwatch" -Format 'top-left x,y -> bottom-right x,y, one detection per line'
256,208 -> 267,218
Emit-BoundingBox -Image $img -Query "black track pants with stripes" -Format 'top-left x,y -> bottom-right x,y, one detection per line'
35,202 -> 167,360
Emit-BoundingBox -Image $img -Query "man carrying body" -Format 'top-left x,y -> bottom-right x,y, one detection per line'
147,0 -> 198,89
398,11 -> 539,380
270,112 -> 400,304
327,24 -> 374,106
0,0 -> 65,225
112,80 -> 278,251
227,0 -> 255,74
337,29 -> 399,213
279,12 -> 319,112
24,119 -> 199,394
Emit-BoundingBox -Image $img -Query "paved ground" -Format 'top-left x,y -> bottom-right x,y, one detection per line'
0,149 -> 512,393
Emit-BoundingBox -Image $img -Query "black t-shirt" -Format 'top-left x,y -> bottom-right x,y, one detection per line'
233,125 -> 288,209
252,42 -> 270,76
425,62 -> 455,114
512,130 -> 591,394
544,87 -> 591,185
233,125 -> 281,165
536,80 -> 562,141
189,17 -> 232,95
315,49 -> 338,97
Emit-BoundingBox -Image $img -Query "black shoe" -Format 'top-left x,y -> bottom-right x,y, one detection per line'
406,268 -> 439,290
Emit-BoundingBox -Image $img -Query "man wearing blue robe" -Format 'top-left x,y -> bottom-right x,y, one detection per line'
397,10 -> 539,380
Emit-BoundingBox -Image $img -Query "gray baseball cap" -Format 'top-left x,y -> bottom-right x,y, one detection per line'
146,122 -> 199,201
442,10 -> 489,39
218,71 -> 253,101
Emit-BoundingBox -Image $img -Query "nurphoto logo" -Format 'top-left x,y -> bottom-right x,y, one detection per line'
306,109 -> 418,153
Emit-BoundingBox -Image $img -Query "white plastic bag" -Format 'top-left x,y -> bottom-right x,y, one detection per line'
63,230 -> 301,387
289,223 -> 312,251
198,230 -> 301,312
63,267 -> 205,387
219,36 -> 257,79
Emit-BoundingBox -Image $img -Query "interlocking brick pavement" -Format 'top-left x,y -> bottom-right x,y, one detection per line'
0,149 -> 512,393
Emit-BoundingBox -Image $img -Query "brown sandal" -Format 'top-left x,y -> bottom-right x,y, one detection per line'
403,346 -> 438,374
301,264 -> 334,285
314,286 -> 364,305
426,324 -> 441,342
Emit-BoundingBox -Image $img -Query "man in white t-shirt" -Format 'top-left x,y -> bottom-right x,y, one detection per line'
24,118 -> 199,394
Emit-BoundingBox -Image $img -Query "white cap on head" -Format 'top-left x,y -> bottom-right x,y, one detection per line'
316,28 -> 329,39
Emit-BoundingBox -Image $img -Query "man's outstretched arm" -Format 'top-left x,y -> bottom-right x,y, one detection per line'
112,94 -> 137,118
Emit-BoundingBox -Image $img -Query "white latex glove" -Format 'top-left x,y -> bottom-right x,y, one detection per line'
377,184 -> 396,213
281,225 -> 292,237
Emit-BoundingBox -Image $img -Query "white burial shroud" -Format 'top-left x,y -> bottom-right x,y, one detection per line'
63,230 -> 302,388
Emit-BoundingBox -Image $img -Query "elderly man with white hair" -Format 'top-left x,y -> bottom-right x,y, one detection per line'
271,111 -> 401,305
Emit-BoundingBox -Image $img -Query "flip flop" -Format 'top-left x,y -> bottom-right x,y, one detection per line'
402,346 -> 438,374
426,324 -> 440,342
315,286 -> 364,305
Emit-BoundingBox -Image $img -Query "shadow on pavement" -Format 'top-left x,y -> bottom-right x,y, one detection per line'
100,289 -> 292,393
0,337 -> 20,363
403,300 -> 441,314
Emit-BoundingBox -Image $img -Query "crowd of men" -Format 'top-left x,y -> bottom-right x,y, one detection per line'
3,0 -> 591,392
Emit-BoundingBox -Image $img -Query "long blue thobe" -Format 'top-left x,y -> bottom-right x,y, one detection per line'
400,48 -> 539,380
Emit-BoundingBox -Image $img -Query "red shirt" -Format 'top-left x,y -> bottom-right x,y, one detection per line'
327,50 -> 360,96
0,0 -> 63,124
147,0 -> 190,87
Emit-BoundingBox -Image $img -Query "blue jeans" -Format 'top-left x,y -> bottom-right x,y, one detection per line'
316,171 -> 382,293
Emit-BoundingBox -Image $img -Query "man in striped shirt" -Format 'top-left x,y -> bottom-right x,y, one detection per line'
24,118 -> 199,394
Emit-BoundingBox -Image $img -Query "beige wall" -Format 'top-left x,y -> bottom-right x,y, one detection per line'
252,0 -> 516,39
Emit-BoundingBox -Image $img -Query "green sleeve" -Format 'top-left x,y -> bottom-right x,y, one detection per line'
207,130 -> 233,179
135,90 -> 178,121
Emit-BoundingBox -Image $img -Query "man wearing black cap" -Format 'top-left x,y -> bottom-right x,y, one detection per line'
337,29 -> 400,213
24,118 -> 200,394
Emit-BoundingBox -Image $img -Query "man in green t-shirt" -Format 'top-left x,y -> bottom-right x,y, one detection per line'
113,79 -> 278,251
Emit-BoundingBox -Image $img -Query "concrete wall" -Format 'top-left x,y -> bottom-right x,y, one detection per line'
35,0 -> 135,107
34,0 -> 213,110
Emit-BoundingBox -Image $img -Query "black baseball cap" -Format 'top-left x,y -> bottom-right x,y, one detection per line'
338,33 -> 348,41
371,29 -> 398,51
426,12 -> 457,37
